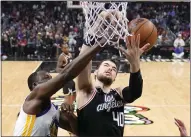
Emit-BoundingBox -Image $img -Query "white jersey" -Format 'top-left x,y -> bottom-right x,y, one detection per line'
13,102 -> 59,136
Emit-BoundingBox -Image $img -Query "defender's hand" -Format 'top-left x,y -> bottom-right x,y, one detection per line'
175,118 -> 188,137
61,103 -> 74,113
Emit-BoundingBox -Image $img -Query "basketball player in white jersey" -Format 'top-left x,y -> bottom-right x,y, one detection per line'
13,36 -> 111,136
76,34 -> 150,136
56,43 -> 76,105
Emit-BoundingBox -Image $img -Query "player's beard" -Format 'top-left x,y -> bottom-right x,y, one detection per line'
97,73 -> 113,86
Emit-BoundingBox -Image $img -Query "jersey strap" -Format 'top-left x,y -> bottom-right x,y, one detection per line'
78,88 -> 97,110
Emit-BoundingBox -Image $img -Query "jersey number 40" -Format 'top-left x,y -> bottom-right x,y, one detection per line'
112,112 -> 124,127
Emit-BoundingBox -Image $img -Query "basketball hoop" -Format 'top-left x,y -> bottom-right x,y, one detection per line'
81,2 -> 130,47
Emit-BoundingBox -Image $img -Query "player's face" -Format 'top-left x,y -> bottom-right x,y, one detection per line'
96,61 -> 117,86
61,46 -> 69,54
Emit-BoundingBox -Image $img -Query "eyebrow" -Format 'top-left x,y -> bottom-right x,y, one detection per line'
103,63 -> 109,65
112,66 -> 117,70
103,63 -> 117,70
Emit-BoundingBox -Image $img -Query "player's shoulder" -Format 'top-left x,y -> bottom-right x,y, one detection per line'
115,87 -> 123,92
58,53 -> 66,59
113,87 -> 123,97
69,53 -> 72,56
59,53 -> 65,57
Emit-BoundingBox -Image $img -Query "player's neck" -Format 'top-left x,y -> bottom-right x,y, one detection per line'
95,79 -> 111,93
63,52 -> 69,55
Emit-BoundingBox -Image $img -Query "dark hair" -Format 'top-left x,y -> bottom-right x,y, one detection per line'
28,70 -> 48,91
61,42 -> 68,48
27,72 -> 38,91
97,59 -> 119,71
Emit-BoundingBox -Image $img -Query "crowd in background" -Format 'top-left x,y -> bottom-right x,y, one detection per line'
127,2 -> 190,46
1,1 -> 190,60
1,1 -> 84,60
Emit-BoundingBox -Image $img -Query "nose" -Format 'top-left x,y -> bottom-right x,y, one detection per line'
108,67 -> 112,72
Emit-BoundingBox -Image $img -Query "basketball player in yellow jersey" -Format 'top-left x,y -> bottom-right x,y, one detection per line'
13,38 -> 110,136
56,43 -> 76,105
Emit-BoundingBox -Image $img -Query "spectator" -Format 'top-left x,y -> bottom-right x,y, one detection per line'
44,33 -> 54,59
10,36 -> 18,57
36,32 -> 44,59
174,34 -> 185,47
27,35 -> 36,59
53,34 -> 63,57
1,33 -> 11,56
68,29 -> 77,51
172,34 -> 185,59
18,36 -> 27,57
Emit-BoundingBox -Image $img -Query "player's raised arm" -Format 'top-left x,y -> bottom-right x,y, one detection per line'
76,44 -> 94,93
117,34 -> 150,103
76,10 -> 119,93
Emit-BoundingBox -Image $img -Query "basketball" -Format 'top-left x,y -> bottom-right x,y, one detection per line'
128,18 -> 158,51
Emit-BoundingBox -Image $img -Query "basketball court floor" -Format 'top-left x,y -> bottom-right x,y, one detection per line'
2,61 -> 190,136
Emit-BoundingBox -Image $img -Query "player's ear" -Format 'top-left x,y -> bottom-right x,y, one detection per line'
32,82 -> 37,88
94,70 -> 98,80
94,70 -> 98,76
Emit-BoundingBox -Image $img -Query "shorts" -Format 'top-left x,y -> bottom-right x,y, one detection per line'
63,80 -> 76,95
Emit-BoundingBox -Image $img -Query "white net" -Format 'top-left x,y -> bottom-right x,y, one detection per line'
81,1 -> 130,47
